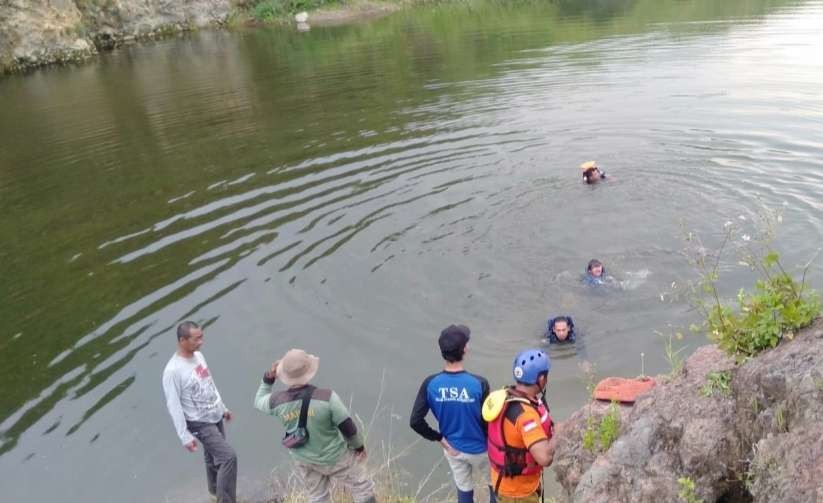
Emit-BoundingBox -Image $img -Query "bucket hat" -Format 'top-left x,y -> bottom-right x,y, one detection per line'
278,349 -> 319,386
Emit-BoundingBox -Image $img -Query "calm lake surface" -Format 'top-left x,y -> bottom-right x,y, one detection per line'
2,0 -> 823,500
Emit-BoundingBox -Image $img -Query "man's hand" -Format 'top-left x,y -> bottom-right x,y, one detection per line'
440,438 -> 459,457
264,360 -> 280,381
223,410 -> 233,422
184,440 -> 198,452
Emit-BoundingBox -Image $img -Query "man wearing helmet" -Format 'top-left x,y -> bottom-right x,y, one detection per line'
483,349 -> 556,502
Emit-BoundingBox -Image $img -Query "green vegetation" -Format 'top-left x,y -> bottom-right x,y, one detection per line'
658,330 -> 687,379
705,254 -> 819,358
774,405 -> 788,433
249,0 -> 343,21
598,403 -> 621,451
582,416 -> 597,452
583,401 -> 621,453
749,396 -> 760,416
677,477 -> 704,503
700,371 -> 732,398
685,205 -> 820,361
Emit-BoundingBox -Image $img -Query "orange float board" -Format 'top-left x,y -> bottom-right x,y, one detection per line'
593,377 -> 656,403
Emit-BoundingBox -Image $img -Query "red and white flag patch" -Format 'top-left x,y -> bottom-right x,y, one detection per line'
523,419 -> 538,432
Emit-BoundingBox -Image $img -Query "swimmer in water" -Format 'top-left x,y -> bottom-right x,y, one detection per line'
580,160 -> 606,184
582,259 -> 610,287
545,315 -> 589,361
546,316 -> 576,344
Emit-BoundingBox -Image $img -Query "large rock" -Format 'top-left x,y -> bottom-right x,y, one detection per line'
553,400 -> 633,496
73,0 -> 235,49
553,318 -> 823,503
0,0 -> 235,73
733,320 -> 823,503
0,0 -> 96,71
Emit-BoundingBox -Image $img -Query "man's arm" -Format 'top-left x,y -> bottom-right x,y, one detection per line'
478,376 -> 491,439
328,391 -> 365,452
162,369 -> 195,446
528,436 -> 557,467
254,365 -> 277,414
519,408 -> 555,467
409,377 -> 442,442
479,376 -> 490,406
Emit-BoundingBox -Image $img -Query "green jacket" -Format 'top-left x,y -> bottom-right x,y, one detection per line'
254,381 -> 364,465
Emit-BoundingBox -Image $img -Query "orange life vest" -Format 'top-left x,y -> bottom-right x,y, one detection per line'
487,390 -> 553,481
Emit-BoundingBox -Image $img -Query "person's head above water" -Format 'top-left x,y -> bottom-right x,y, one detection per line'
587,259 -> 604,277
548,316 -> 576,343
552,317 -> 571,341
580,160 -> 604,184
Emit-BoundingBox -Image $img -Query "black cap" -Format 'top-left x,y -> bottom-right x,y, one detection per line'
439,324 -> 471,361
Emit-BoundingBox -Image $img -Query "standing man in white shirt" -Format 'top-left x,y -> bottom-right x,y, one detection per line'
162,321 -> 237,503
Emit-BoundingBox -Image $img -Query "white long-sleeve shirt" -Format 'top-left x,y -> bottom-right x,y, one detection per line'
162,351 -> 227,445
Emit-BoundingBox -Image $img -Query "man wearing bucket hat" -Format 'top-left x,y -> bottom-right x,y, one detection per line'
254,349 -> 375,503
482,349 -> 556,502
409,324 -> 493,503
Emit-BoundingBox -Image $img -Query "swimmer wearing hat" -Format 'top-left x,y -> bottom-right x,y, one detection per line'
580,160 -> 606,184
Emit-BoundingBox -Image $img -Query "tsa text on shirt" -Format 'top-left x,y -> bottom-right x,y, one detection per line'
435,387 -> 475,402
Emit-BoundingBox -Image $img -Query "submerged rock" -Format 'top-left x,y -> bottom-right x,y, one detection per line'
552,318 -> 823,503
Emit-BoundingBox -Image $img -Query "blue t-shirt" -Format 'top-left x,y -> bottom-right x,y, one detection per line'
409,370 -> 490,455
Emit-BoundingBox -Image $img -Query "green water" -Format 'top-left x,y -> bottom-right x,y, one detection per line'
1,0 -> 822,500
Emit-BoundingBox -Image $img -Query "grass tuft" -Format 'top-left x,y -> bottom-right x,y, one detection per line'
582,401 -> 621,453
684,203 -> 820,361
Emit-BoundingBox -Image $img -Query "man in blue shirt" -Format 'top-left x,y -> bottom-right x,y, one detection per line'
410,325 -> 493,503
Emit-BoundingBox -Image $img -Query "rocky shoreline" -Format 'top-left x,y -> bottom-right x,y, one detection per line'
0,0 -> 236,74
0,0 -> 399,75
552,317 -> 823,502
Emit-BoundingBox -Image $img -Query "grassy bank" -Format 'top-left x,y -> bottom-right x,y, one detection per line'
238,0 -> 439,26
247,0 -> 346,22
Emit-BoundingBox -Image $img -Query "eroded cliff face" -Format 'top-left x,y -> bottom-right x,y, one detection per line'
0,0 -> 236,73
552,318 -> 823,503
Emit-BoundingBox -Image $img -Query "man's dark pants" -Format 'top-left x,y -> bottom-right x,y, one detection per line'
187,420 -> 237,503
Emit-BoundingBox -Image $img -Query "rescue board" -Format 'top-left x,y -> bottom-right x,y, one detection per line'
593,377 -> 656,403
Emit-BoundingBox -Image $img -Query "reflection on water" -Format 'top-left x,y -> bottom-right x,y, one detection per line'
1,0 -> 823,500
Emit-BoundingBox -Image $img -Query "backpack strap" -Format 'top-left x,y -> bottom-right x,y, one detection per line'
493,400 -> 508,496
297,385 -> 316,430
